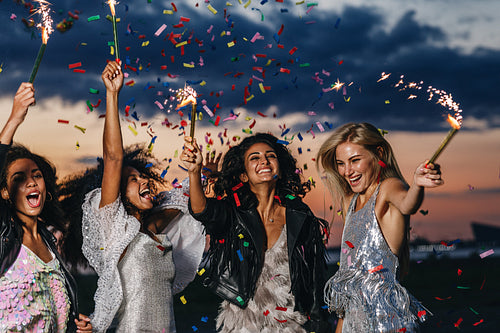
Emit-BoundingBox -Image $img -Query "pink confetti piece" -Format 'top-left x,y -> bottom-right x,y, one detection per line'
203,105 -> 214,117
207,25 -> 213,34
154,24 -> 167,37
328,102 -> 335,109
479,249 -> 494,259
322,69 -> 331,77
250,32 -> 264,43
10,13 -> 17,20
154,101 -> 164,110
307,111 -> 316,116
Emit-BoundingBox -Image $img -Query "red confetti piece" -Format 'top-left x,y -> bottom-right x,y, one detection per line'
257,112 -> 267,117
157,245 -> 166,251
457,269 -> 462,276
338,60 -> 344,65
274,318 -> 287,323
73,69 -> 86,73
345,241 -> 354,248
417,310 -> 426,318
275,306 -> 287,311
277,44 -> 284,49
125,80 -> 135,86
368,265 -> 383,273
277,24 -> 284,35
68,62 -> 82,69
58,119 -> 69,124
232,182 -> 244,191
214,115 -> 220,126
233,192 -> 241,207
473,319 -> 484,326
398,328 -> 406,333
218,239 -> 225,244
249,119 -> 256,129
454,318 -> 463,328
255,53 -> 267,58
289,47 -> 298,55
180,16 -> 190,22
263,310 -> 270,316
180,120 -> 188,127
279,68 -> 290,74
173,23 -> 184,28
171,2 -> 177,12
434,296 -> 452,301
161,65 -> 167,70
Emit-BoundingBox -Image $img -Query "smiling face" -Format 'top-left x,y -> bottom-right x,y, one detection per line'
122,166 -> 154,211
240,142 -> 280,186
335,142 -> 379,194
1,158 -> 46,223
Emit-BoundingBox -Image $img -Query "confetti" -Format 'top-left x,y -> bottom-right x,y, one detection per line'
180,295 -> 187,304
479,249 -> 494,258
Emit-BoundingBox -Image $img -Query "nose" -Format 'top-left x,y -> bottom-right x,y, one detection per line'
344,163 -> 353,176
27,176 -> 38,187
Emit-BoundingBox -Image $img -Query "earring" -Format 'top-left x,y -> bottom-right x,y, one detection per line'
47,192 -> 53,201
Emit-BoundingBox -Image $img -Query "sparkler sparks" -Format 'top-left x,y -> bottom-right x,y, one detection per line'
331,78 -> 345,92
28,0 -> 54,83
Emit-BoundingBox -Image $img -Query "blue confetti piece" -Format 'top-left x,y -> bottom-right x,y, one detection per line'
125,55 -> 131,65
143,82 -> 151,91
281,128 -> 290,136
297,133 -> 303,141
131,111 -> 139,121
334,17 -> 341,29
273,33 -> 280,43
276,139 -> 289,145
298,147 -> 302,154
260,0 -> 268,4
236,249 -> 243,261
125,97 -> 135,106
186,80 -> 203,85
201,316 -> 208,323
192,326 -> 198,332
151,136 -> 158,143
161,169 -> 168,178
162,82 -> 170,87
280,8 -> 288,13
145,163 -> 153,168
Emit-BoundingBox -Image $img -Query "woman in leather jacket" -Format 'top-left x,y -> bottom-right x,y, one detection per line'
182,133 -> 331,332
0,82 -> 92,332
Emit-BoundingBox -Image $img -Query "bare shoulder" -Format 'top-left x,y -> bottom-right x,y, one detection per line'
378,178 -> 407,205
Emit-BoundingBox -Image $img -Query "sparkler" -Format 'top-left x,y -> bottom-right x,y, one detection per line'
28,0 -> 54,83
175,85 -> 198,137
108,0 -> 120,61
428,114 -> 461,165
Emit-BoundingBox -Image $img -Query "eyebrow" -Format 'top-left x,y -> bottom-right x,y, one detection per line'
10,168 -> 41,178
247,150 -> 275,158
336,154 -> 362,162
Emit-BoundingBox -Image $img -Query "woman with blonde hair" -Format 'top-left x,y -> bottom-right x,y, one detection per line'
317,122 -> 443,332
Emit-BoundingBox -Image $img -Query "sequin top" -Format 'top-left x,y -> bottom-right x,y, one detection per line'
324,185 -> 429,332
82,185 -> 203,333
0,245 -> 70,332
217,225 -> 307,333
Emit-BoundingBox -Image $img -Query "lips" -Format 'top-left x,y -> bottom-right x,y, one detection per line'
139,188 -> 151,200
257,168 -> 272,174
26,192 -> 41,208
348,175 -> 362,186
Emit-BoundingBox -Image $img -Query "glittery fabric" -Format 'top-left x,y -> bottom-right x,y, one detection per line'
82,188 -> 181,332
115,233 -> 176,332
217,225 -> 307,333
0,245 -> 70,332
324,185 -> 429,332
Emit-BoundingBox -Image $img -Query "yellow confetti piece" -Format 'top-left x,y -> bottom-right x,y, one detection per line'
200,80 -> 207,86
141,41 -> 150,47
245,94 -> 254,102
244,0 -> 251,8
227,41 -> 235,48
183,63 -> 195,68
245,116 -> 252,120
265,59 -> 272,66
226,2 -> 233,6
180,295 -> 187,304
197,268 -> 206,276
220,31 -> 226,37
163,9 -> 173,14
76,141 -> 80,150
176,41 -> 188,48
139,64 -> 143,71
207,4 -> 218,14
259,82 -> 265,94
198,112 -> 203,120
238,0 -> 243,4
174,150 -> 178,158
243,37 -> 248,41
344,96 -> 351,102
81,43 -> 88,46
128,125 -> 138,136
385,100 -> 390,104
100,247 -> 104,250
110,45 -> 115,55
238,234 -> 244,239
296,0 -> 305,4
74,125 -> 86,133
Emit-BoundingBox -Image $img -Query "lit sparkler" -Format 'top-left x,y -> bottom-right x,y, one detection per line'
174,85 -> 198,137
428,114 -> 461,165
28,0 -> 54,83
331,78 -> 345,92
108,0 -> 120,61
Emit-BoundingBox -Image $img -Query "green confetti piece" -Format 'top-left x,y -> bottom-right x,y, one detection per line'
469,307 -> 479,315
299,63 -> 311,67
89,88 -> 99,94
307,2 -> 318,7
243,241 -> 249,247
87,15 -> 100,22
456,286 -> 471,289
286,194 -> 296,200
86,100 -> 93,111
236,296 -> 245,305
108,41 -> 115,46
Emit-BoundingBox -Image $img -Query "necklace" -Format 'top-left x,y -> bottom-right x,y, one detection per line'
268,204 -> 277,223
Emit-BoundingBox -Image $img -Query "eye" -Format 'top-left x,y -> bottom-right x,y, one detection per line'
266,153 -> 277,159
352,158 -> 360,163
12,174 -> 24,183
250,156 -> 260,161
33,172 -> 43,179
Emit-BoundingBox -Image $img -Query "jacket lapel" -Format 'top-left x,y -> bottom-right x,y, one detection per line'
286,206 -> 307,259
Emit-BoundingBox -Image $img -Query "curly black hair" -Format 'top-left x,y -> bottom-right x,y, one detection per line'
58,144 -> 164,269
213,133 -> 310,208
0,144 -> 66,239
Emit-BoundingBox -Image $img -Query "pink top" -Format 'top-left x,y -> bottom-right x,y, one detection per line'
0,245 -> 70,332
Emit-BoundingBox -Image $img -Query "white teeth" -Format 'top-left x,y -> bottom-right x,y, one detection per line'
140,189 -> 150,196
258,169 -> 271,174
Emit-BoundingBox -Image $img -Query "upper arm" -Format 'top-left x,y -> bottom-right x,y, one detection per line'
378,178 -> 409,214
99,158 -> 123,208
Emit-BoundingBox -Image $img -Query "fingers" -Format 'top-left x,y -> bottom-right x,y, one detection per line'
75,314 -> 92,332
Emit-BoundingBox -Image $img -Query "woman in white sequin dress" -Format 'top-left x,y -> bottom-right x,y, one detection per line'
0,83 -> 92,332
317,123 -> 444,332
76,61 -> 205,332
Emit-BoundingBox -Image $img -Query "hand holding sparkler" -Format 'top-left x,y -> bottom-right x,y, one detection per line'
29,0 -> 54,83
175,85 -> 198,138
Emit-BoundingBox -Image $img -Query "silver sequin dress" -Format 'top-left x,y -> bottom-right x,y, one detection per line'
324,185 -> 429,333
82,180 -> 205,333
216,225 -> 307,333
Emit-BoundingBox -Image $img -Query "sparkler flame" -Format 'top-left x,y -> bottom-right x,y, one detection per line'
446,114 -> 461,130
108,0 -> 118,16
332,78 -> 345,92
33,0 -> 54,44
175,85 -> 198,109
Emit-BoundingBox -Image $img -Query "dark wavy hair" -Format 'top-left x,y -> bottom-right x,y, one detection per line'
213,133 -> 310,208
58,144 -> 164,268
0,145 -> 66,239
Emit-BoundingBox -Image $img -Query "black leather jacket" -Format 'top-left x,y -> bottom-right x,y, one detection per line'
0,143 -> 79,331
190,196 -> 330,332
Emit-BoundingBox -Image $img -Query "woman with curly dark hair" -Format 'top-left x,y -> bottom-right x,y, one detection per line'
0,82 -> 92,332
77,61 -> 205,332
181,133 -> 331,332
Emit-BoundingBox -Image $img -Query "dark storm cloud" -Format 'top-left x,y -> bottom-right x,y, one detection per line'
1,1 -> 499,132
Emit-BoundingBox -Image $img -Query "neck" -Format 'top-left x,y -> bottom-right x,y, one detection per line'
252,185 -> 278,223
19,214 -> 40,239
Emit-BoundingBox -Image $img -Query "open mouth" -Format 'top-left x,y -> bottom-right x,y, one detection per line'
257,168 -> 272,174
139,188 -> 151,200
26,192 -> 41,208
349,175 -> 362,186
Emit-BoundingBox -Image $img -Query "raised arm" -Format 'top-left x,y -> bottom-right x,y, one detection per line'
181,136 -> 206,213
0,82 -> 35,145
384,161 -> 443,215
99,61 -> 124,208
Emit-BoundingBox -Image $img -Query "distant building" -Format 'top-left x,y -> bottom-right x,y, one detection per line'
471,222 -> 500,242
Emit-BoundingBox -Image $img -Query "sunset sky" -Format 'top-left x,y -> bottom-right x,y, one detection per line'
1,0 -> 499,246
